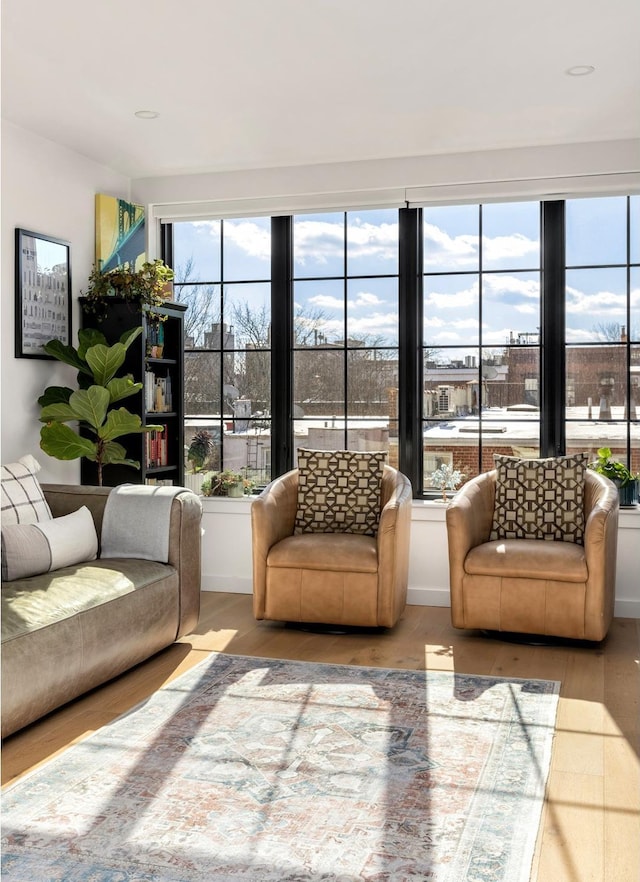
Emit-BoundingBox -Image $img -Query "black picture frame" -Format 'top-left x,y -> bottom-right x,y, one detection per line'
15,228 -> 72,359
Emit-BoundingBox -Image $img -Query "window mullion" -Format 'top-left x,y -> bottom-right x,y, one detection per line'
398,207 -> 423,494
271,216 -> 294,475
541,201 -> 565,456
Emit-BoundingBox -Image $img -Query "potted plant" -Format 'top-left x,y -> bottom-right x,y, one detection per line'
588,447 -> 639,506
429,463 -> 465,502
81,259 -> 174,322
184,430 -> 215,493
201,469 -> 254,498
38,327 -> 161,485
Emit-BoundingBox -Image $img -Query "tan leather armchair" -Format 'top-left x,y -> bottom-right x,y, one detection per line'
251,465 -> 412,628
446,469 -> 619,641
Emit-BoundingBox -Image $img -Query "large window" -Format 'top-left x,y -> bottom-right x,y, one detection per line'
565,196 -> 639,475
292,211 -> 399,466
422,202 -> 541,489
173,218 -> 272,486
166,195 -> 639,495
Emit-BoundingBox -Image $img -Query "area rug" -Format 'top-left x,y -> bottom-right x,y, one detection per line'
2,653 -> 559,882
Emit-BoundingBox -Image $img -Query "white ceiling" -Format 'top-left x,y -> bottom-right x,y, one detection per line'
2,0 -> 639,180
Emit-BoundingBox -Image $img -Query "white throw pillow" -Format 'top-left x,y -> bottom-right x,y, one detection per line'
1,506 -> 98,582
1,455 -> 52,526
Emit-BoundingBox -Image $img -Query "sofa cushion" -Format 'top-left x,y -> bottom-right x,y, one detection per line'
490,454 -> 587,544
465,538 -> 588,583
294,448 -> 387,536
1,558 -> 177,641
269,532 -> 378,573
1,506 -> 98,582
1,455 -> 52,526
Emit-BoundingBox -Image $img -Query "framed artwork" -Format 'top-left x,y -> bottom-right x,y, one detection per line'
15,228 -> 72,359
95,193 -> 146,272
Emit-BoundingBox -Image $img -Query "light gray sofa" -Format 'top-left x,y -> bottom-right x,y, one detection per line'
1,484 -> 202,738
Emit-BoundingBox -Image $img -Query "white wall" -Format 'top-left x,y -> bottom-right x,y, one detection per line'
1,123 -> 129,480
200,499 -> 640,619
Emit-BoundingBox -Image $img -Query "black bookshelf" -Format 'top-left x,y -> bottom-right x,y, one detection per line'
79,297 -> 186,487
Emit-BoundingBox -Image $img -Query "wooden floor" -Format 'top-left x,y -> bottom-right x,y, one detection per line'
3,593 -> 639,882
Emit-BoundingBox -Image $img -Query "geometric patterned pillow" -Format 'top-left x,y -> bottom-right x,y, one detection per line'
489,454 -> 588,544
1,455 -> 52,526
294,449 -> 387,536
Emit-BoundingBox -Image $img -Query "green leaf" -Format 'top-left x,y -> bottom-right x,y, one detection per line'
39,401 -> 79,423
40,423 -> 97,461
119,326 -> 143,350
77,328 -> 107,360
43,339 -> 92,376
101,440 -> 139,468
106,375 -> 142,404
68,386 -> 110,429
85,342 -> 127,386
98,407 -> 151,442
37,386 -> 73,408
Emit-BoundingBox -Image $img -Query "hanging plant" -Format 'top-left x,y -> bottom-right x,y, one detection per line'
81,259 -> 174,322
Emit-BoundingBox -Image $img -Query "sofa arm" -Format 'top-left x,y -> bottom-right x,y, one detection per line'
583,471 -> 619,641
377,468 -> 413,627
445,471 -> 495,627
251,469 -> 298,619
42,484 -> 202,638
42,484 -> 111,536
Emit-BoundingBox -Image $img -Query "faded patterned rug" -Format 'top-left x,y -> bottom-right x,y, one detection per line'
2,653 -> 559,882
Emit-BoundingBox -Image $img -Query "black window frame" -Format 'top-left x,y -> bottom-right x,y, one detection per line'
163,195 -> 638,497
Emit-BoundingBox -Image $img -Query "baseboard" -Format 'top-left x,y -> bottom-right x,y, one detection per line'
406,586 -> 451,607
201,577 -> 639,620
202,574 -> 253,594
614,598 -> 640,619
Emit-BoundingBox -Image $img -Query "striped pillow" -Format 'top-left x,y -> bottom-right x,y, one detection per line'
1,455 -> 52,526
1,506 -> 98,582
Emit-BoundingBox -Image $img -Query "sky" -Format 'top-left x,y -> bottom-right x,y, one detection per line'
172,196 -> 639,358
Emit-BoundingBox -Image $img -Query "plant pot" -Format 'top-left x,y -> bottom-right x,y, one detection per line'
227,482 -> 244,498
183,473 -> 204,494
617,479 -> 638,507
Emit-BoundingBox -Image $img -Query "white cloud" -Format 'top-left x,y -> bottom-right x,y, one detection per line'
348,312 -> 398,336
426,283 -> 478,309
223,220 -> 271,260
309,294 -> 343,309
425,226 -> 538,269
424,224 -> 478,268
351,291 -> 383,307
514,304 -> 538,314
566,285 -> 626,316
346,220 -> 398,260
294,220 -> 343,265
482,233 -> 538,263
431,330 -> 465,342
484,274 -> 539,300
482,327 -> 514,345
294,219 -> 398,266
565,327 -> 599,343
192,219 -> 221,235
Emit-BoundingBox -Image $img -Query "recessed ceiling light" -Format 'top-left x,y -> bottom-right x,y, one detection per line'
134,110 -> 160,119
565,65 -> 595,77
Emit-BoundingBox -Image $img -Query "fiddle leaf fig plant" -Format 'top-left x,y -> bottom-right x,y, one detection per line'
38,327 -> 161,485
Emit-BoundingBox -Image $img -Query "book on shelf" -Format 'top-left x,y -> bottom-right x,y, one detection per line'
145,426 -> 169,468
144,371 -> 173,413
145,478 -> 174,486
146,320 -> 165,358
